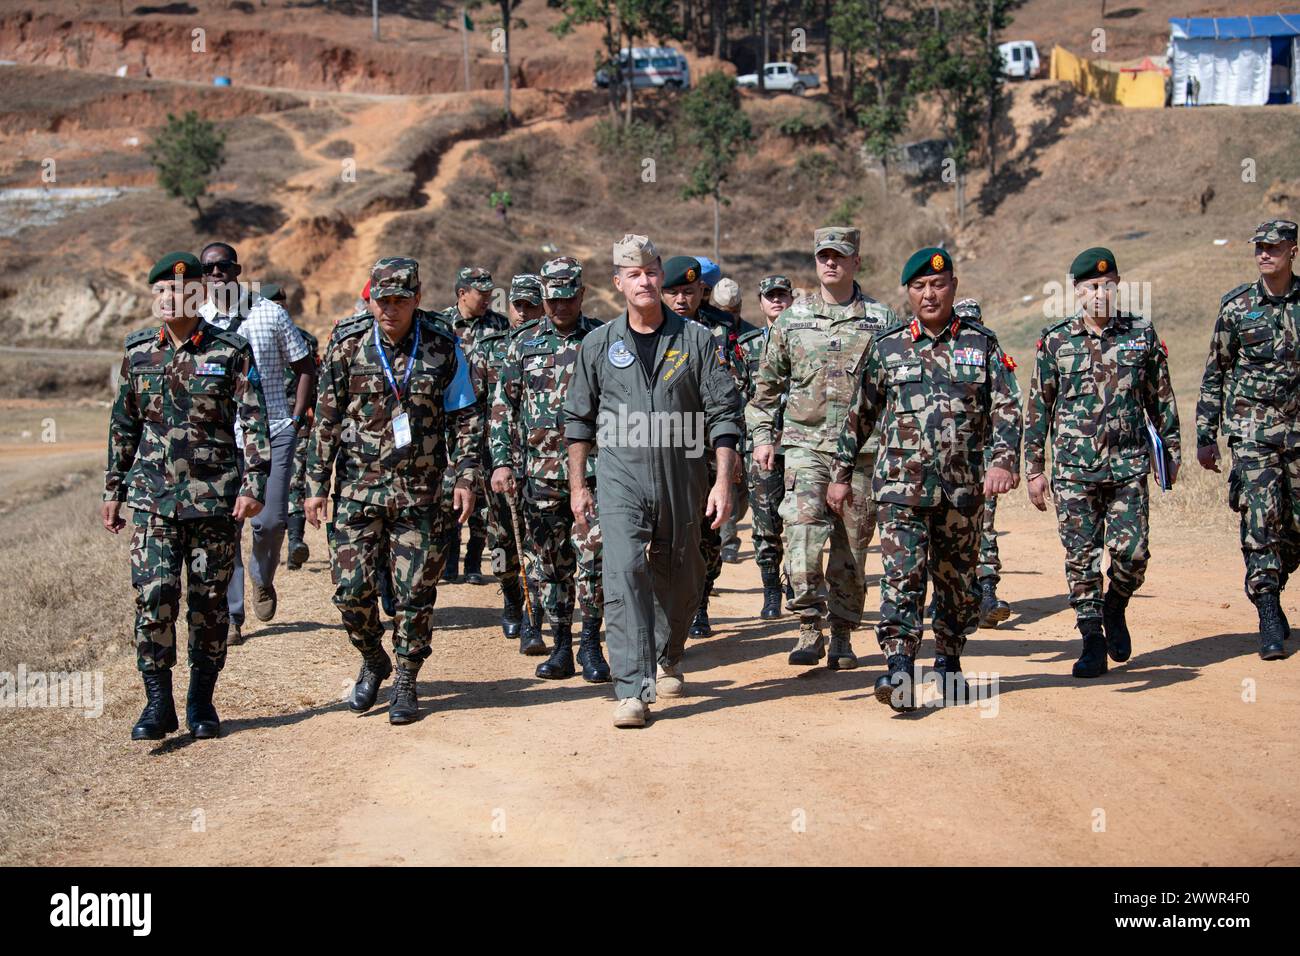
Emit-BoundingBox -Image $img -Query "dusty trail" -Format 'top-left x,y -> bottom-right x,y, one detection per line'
39,504 -> 1300,867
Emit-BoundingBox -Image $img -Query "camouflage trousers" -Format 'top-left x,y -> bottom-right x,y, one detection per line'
440,439 -> 490,546
482,476 -> 522,583
877,499 -> 981,657
1052,477 -> 1149,621
719,455 -> 751,556
522,476 -> 603,625
1228,441 -> 1300,601
287,426 -> 309,515
779,447 -> 876,625
978,494 -> 1001,584
746,448 -> 785,575
327,496 -> 448,665
130,510 -> 238,673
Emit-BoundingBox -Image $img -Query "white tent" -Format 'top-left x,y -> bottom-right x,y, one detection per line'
1169,14 -> 1300,105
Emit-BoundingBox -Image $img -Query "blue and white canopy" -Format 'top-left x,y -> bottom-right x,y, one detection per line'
1168,15 -> 1300,105
1170,15 -> 1300,40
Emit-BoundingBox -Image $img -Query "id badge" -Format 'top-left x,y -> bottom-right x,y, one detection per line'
392,411 -> 411,449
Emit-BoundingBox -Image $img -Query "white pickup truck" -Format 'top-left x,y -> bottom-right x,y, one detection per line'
736,62 -> 820,95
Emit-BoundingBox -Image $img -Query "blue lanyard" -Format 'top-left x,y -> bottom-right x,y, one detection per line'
373,320 -> 420,401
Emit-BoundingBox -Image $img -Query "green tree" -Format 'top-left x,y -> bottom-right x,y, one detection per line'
147,111 -> 226,221
680,70 -> 755,262
470,1 -> 526,127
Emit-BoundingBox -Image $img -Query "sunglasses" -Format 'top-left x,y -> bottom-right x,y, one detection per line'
201,259 -> 238,274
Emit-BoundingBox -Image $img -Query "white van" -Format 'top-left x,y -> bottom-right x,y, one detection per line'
595,46 -> 691,91
999,41 -> 1041,79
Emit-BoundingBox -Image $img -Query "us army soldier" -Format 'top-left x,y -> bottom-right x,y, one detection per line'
1025,248 -> 1180,678
1197,219 -> 1300,661
103,252 -> 271,741
305,257 -> 481,726
564,235 -> 743,729
491,257 -> 610,682
829,248 -> 1022,711
748,227 -> 898,670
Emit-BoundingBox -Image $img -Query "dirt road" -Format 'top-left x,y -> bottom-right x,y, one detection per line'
21,498 -> 1295,868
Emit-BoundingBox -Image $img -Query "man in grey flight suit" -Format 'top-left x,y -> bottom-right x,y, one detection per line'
564,234 -> 744,729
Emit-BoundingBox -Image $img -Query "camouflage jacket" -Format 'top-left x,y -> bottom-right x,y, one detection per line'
472,319 -> 534,475
283,324 -> 320,401
1196,276 -> 1300,450
1025,312 -> 1180,482
832,314 -> 1023,512
748,283 -> 897,455
435,304 -> 511,364
105,321 -> 271,518
696,303 -> 759,401
491,314 -> 602,483
305,310 -> 482,507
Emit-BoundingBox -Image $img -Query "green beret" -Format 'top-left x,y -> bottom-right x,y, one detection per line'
662,255 -> 702,289
900,247 -> 953,286
148,251 -> 202,285
1070,247 -> 1117,284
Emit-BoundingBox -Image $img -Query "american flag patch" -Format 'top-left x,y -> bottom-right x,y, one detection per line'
953,347 -> 985,367
196,363 -> 226,376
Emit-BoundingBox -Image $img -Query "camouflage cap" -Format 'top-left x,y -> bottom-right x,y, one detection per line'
758,274 -> 793,296
712,277 -> 742,309
613,233 -> 658,267
456,266 -> 494,292
953,297 -> 981,320
259,281 -> 285,303
147,251 -> 202,285
1250,219 -> 1298,244
370,256 -> 420,299
509,273 -> 543,306
814,226 -> 859,256
540,256 -> 583,299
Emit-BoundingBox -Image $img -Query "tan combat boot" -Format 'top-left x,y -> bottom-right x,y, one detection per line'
613,698 -> 648,729
788,619 -> 826,665
827,620 -> 858,670
656,661 -> 685,697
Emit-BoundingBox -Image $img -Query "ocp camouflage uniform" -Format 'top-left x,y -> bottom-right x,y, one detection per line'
491,314 -> 605,629
307,297 -> 481,674
748,279 -> 897,655
107,321 -> 271,674
834,313 -> 1023,663
1196,272 -> 1300,607
285,324 -> 320,517
1025,312 -> 1180,622
738,321 -> 784,578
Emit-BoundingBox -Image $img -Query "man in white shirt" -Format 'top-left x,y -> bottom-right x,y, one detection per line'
199,242 -> 316,633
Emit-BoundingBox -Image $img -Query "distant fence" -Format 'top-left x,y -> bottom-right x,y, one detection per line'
1050,46 -> 1166,108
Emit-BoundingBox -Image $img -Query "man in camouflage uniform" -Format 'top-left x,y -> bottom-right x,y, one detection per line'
564,235 -> 743,729
255,282 -> 321,573
1025,248 -> 1180,677
739,275 -> 795,618
436,266 -> 511,584
749,227 -> 897,670
710,276 -> 749,563
1197,219 -> 1300,661
470,273 -> 543,641
662,255 -> 756,637
951,298 -> 1013,628
103,251 -> 271,741
491,257 -> 610,682
829,248 -> 1022,711
305,257 -> 481,725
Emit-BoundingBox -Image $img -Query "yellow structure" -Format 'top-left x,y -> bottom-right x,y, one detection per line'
1050,46 -> 1167,108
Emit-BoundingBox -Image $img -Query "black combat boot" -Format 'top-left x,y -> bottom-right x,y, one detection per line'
576,618 -> 610,683
1072,618 -> 1109,678
519,596 -> 547,656
442,530 -> 460,583
689,596 -> 712,637
760,569 -> 783,620
462,536 -> 485,585
286,512 -> 309,569
978,579 -> 1011,628
500,576 -> 524,639
349,644 -> 393,713
932,651 -> 966,703
1256,593 -> 1288,661
536,622 -> 576,679
389,663 -> 420,724
185,664 -> 221,739
874,654 -> 918,711
131,669 -> 179,741
784,573 -> 795,601
1102,587 -> 1132,662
